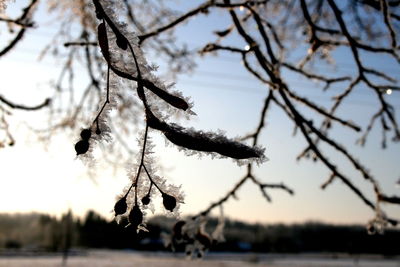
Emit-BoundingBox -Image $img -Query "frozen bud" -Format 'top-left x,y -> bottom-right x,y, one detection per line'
80,129 -> 92,140
214,29 -> 231,37
95,127 -> 101,135
114,196 -> 127,216
116,37 -> 128,50
162,193 -> 177,212
75,140 -> 89,155
326,121 -> 331,129
128,205 -> 143,228
141,194 -> 151,205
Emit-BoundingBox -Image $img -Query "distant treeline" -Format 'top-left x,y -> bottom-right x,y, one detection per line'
0,211 -> 399,255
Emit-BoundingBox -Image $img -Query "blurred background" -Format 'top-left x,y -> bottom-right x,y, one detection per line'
0,0 -> 399,265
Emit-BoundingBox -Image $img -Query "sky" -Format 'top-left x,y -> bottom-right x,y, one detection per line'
0,0 -> 399,225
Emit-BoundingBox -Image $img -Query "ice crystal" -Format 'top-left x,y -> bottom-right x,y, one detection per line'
367,203 -> 388,235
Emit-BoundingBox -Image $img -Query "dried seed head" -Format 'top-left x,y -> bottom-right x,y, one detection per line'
114,196 -> 127,216
128,205 -> 143,228
74,140 -> 89,155
80,129 -> 92,140
162,193 -> 177,212
141,194 -> 151,205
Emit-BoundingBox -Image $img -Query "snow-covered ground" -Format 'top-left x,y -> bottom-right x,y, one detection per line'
0,250 -> 399,267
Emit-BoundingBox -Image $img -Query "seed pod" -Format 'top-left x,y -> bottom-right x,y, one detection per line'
128,205 -> 143,228
114,196 -> 127,216
162,193 -> 177,212
74,140 -> 89,155
141,194 -> 151,205
97,22 -> 110,62
80,129 -> 91,140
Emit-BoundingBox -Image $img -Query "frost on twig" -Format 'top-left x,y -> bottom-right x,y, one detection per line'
72,0 -> 268,234
146,109 -> 267,164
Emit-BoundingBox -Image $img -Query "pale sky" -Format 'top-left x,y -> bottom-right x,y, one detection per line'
0,0 -> 399,225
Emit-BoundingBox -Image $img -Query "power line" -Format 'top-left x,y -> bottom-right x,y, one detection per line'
180,79 -> 400,108
8,28 -> 400,74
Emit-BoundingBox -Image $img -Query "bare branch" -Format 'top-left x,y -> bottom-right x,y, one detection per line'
0,95 -> 51,111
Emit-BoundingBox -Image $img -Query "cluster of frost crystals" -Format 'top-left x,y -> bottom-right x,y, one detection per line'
99,0 -> 195,120
145,84 -> 196,121
93,72 -> 120,142
163,212 -> 227,258
76,72 -> 120,166
120,134 -> 184,224
182,217 -> 211,258
366,205 -> 388,235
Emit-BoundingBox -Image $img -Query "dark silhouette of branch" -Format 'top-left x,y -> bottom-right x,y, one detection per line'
0,0 -> 38,57
0,95 -> 50,111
